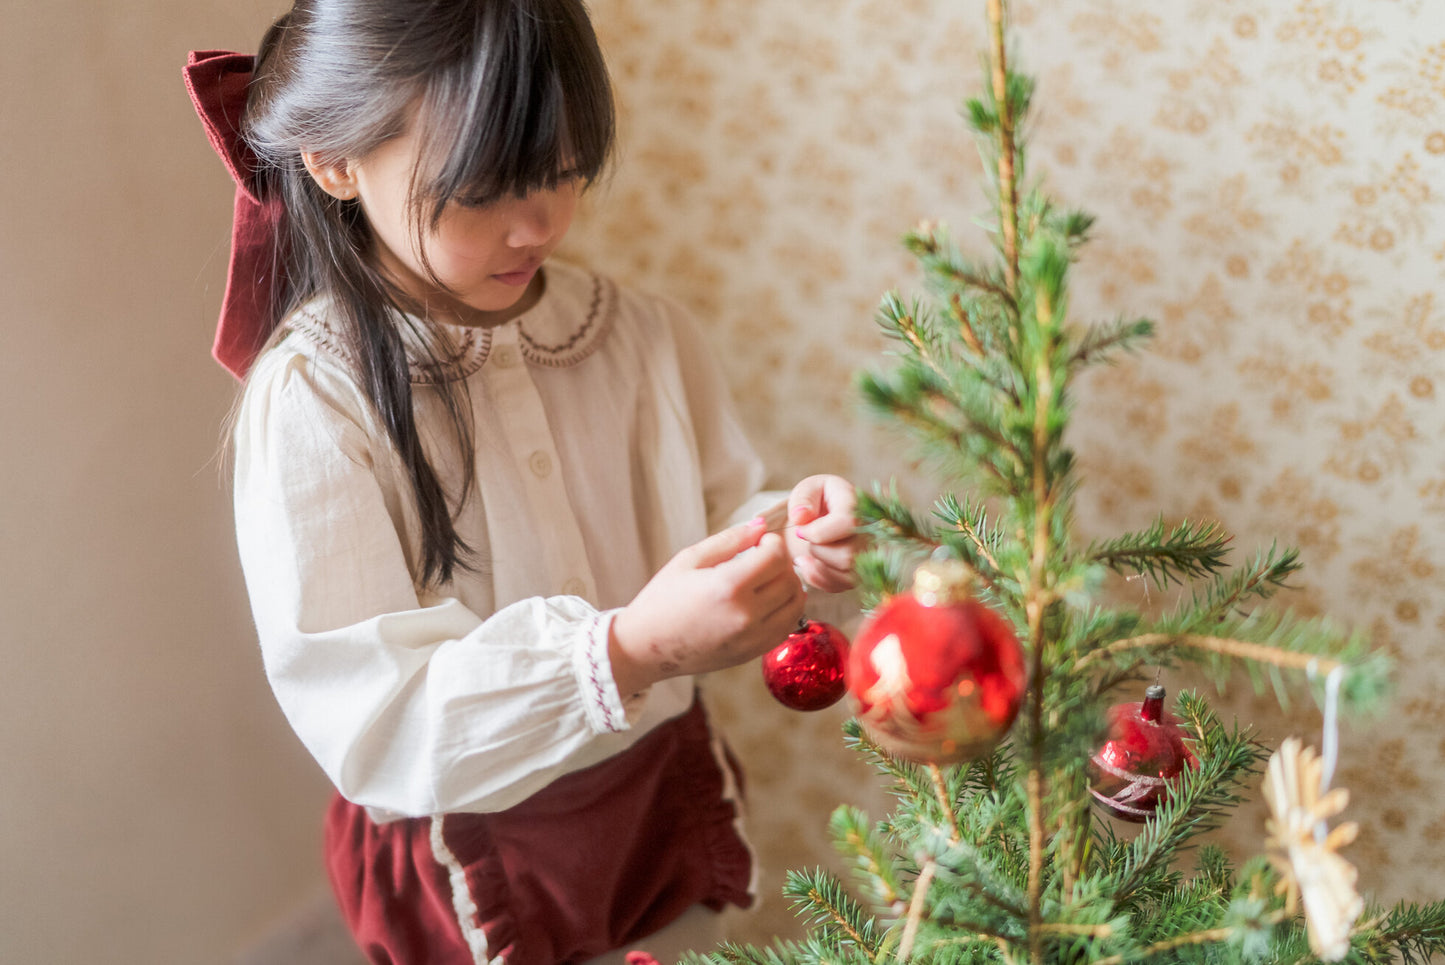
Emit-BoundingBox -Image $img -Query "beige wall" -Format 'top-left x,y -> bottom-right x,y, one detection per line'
3,0 -> 1441,961
1,0 -> 332,961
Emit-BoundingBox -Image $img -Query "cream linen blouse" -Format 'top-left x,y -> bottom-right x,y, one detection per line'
233,261 -> 776,822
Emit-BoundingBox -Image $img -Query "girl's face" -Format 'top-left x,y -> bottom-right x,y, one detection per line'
311,125 -> 581,329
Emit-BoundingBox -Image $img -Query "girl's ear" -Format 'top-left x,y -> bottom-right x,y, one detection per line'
301,151 -> 360,200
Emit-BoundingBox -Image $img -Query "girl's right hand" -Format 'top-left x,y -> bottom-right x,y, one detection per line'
609,518 -> 805,696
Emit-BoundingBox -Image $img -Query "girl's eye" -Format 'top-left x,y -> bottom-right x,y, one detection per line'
456,193 -> 502,210
455,172 -> 582,209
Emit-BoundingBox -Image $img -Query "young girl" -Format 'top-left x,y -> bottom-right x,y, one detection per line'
184,2 -> 861,963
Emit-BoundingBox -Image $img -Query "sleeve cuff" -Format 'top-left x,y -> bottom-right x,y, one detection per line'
573,609 -> 642,734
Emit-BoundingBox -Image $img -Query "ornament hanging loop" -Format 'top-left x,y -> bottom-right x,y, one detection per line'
1307,659 -> 1347,844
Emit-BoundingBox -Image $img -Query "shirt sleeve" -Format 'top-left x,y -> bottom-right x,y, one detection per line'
232,349 -> 642,818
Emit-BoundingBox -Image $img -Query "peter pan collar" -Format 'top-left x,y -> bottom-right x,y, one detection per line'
287,260 -> 618,384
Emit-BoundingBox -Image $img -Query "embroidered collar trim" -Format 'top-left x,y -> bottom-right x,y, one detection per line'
286,262 -> 618,384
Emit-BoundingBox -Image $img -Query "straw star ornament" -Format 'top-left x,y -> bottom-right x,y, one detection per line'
1262,738 -> 1364,962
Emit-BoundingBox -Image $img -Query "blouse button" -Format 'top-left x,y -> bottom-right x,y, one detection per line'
528,450 -> 553,478
492,344 -> 520,369
561,578 -> 588,597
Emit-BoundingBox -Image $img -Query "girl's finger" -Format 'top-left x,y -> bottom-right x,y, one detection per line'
794,512 -> 860,546
683,517 -> 767,569
716,532 -> 793,586
751,564 -> 805,609
756,580 -> 807,638
798,537 -> 863,572
794,555 -> 853,593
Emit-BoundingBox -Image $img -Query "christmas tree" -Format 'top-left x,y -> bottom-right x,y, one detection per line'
693,2 -> 1445,963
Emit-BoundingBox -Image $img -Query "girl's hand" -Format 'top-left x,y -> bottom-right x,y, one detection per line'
785,474 -> 864,594
609,518 -> 805,695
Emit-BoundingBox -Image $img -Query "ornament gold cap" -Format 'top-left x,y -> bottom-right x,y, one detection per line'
910,559 -> 976,606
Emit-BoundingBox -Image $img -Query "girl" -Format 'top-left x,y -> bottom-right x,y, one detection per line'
183,2 -> 861,964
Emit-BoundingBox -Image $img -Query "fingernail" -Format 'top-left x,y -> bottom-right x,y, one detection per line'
747,515 -> 767,529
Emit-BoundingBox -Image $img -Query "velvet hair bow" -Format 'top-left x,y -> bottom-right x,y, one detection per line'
183,49 -> 286,379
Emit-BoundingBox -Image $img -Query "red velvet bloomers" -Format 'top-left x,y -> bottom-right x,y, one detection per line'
324,698 -> 754,965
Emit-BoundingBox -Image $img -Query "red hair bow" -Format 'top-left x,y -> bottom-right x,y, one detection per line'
183,49 -> 285,379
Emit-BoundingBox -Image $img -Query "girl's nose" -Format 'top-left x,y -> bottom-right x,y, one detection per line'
506,193 -> 560,248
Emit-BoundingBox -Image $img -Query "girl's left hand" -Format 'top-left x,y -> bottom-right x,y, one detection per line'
785,474 -> 865,593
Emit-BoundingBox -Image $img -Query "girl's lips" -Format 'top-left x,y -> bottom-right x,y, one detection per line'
492,264 -> 540,287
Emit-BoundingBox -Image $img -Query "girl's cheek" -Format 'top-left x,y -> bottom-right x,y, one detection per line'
431,222 -> 500,266
440,211 -> 507,254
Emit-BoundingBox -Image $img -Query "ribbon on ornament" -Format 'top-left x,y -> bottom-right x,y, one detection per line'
182,49 -> 286,379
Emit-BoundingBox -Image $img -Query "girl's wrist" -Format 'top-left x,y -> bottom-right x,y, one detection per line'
607,609 -> 659,698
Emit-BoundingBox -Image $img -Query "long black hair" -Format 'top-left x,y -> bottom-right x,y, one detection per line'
242,0 -> 615,586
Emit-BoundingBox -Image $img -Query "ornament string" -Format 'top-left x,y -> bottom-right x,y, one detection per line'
1308,659 -> 1346,844
756,501 -> 802,537
1124,574 -> 1163,691
1125,572 -> 1151,605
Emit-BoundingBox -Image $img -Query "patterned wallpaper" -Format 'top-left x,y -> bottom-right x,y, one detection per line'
559,0 -> 1445,943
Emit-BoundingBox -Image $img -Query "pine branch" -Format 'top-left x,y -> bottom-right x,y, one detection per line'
783,868 -> 882,956
1077,610 -> 1391,714
929,764 -> 964,844
922,821 -> 1033,923
1069,317 -> 1155,368
685,939 -> 877,965
843,718 -> 938,804
878,290 -> 1017,395
1355,900 -> 1445,965
1179,542 -> 1303,620
857,484 -> 940,552
683,941 -> 807,965
1194,844 -> 1236,897
898,860 -> 937,963
1092,927 -> 1237,965
1086,516 -> 1233,589
986,0 -> 1020,288
857,365 -> 1023,488
905,224 -> 1018,315
948,291 -> 990,359
855,547 -> 911,611
829,805 -> 908,910
934,493 -> 1009,588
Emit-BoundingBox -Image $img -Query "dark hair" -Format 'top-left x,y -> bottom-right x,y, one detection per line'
243,0 -> 615,586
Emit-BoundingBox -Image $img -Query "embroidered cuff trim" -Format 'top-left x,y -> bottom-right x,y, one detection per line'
576,610 -> 631,735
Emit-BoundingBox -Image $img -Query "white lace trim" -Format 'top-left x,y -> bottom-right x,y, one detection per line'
429,816 -> 504,965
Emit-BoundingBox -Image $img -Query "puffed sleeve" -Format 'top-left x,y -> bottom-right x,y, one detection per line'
233,348 -> 647,818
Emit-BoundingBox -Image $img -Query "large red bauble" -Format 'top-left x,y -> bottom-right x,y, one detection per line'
847,562 -> 1027,764
1088,684 -> 1199,822
762,619 -> 850,711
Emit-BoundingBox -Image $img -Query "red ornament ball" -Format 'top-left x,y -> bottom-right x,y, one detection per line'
1088,684 -> 1199,823
847,562 -> 1027,764
762,619 -> 850,711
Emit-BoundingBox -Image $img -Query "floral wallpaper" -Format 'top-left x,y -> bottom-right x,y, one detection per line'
560,0 -> 1445,943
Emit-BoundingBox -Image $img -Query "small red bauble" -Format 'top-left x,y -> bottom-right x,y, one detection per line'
1088,684 -> 1199,822
762,619 -> 851,711
847,561 -> 1027,764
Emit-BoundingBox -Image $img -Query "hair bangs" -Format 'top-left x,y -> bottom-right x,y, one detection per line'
415,0 -> 614,221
